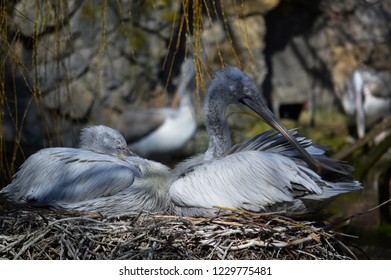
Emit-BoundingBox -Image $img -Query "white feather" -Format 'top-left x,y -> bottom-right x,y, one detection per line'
170,151 -> 322,214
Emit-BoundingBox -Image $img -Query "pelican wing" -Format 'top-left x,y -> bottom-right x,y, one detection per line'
170,150 -> 323,215
229,129 -> 352,175
228,129 -> 309,156
51,159 -> 173,216
2,148 -> 139,206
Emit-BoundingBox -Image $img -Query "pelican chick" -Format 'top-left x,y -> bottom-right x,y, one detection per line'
1,125 -> 171,215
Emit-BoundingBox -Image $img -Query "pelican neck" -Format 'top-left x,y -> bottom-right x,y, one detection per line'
203,88 -> 232,160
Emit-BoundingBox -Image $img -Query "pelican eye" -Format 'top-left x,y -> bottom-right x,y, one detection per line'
243,86 -> 252,96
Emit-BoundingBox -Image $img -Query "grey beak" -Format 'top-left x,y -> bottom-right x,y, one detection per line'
118,146 -> 137,157
241,94 -> 322,172
239,81 -> 350,175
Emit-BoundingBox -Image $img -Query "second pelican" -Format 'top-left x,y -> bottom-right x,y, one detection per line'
169,66 -> 362,216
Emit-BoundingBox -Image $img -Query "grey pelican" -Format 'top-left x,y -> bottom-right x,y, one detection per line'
169,66 -> 362,217
117,59 -> 197,159
342,67 -> 391,138
0,125 -> 171,215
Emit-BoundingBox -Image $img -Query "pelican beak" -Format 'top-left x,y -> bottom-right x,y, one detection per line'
240,87 -> 321,172
352,69 -> 366,139
117,146 -> 137,157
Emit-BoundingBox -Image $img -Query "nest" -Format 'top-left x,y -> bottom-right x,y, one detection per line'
0,204 -> 359,260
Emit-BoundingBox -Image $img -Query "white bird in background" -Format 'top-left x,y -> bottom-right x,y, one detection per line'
0,125 -> 171,215
342,66 -> 391,138
169,66 -> 362,217
116,58 -> 197,160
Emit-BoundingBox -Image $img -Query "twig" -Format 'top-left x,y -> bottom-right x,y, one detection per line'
13,228 -> 51,259
333,116 -> 391,160
326,199 -> 391,230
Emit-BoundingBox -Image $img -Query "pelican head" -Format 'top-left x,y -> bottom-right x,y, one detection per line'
207,66 -> 322,172
79,125 -> 136,156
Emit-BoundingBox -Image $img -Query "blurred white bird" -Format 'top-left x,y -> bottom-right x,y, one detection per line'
341,67 -> 391,138
117,58 -> 197,160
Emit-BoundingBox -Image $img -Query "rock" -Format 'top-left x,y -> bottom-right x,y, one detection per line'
44,79 -> 94,120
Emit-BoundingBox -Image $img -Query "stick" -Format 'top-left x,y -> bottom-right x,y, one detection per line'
326,199 -> 391,229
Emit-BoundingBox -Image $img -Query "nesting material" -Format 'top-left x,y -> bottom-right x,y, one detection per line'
0,206 -> 357,260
